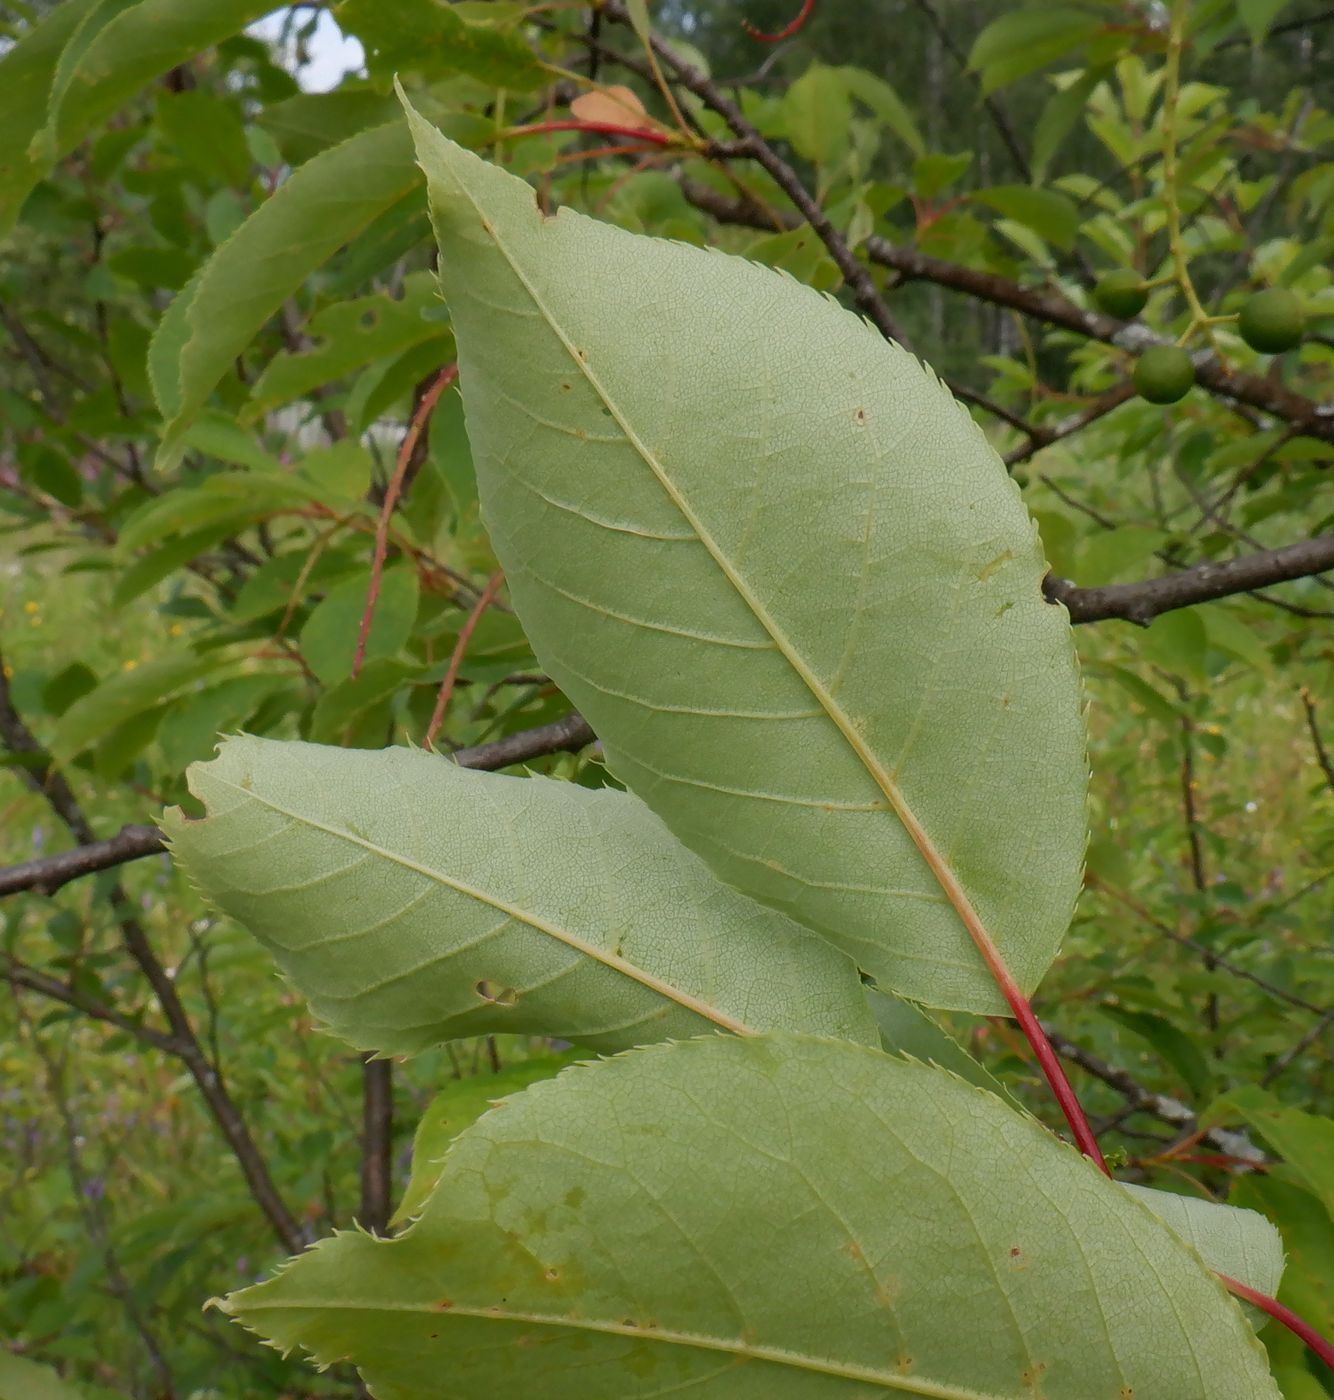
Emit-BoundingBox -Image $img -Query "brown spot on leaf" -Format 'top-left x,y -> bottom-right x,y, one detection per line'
436,1299 -> 454,1311
853,407 -> 868,426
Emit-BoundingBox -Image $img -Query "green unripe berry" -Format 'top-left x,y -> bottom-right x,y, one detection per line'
1238,288 -> 1304,354
1093,269 -> 1149,319
1133,345 -> 1194,404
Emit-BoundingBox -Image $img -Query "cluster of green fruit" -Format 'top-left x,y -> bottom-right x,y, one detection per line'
1092,270 -> 1305,404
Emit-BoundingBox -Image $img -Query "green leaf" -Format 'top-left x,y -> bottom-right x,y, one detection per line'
1238,0 -> 1290,44
1139,609 -> 1208,683
742,225 -> 840,291
149,121 -> 421,465
24,448 -> 84,507
973,184 -> 1080,252
1120,1184 -> 1284,1307
834,66 -> 924,157
309,657 -> 422,744
157,674 -> 293,773
912,150 -> 972,198
405,107 -> 1088,1014
1204,608 -> 1271,671
0,1353 -> 110,1400
223,1036 -> 1279,1400
782,64 -> 851,168
868,986 -> 1015,1103
1096,663 -> 1181,725
1100,1002 -> 1216,1101
968,8 -> 1105,94
299,565 -> 419,685
2,0 -> 274,232
259,89 -> 402,165
1031,69 -> 1105,182
390,1049 -> 582,1227
155,89 -> 251,187
53,652 -> 239,759
244,275 -> 447,420
111,519 -> 260,607
623,0 -> 652,47
336,0 -> 545,89
0,0 -> 102,235
164,738 -> 879,1055
1206,1087 -> 1334,1218
117,474 -> 302,555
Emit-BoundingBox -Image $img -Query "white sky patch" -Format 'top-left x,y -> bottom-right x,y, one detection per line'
249,10 -> 365,92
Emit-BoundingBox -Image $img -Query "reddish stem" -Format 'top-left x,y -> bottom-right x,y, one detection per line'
352,364 -> 458,679
743,0 -> 815,41
424,570 -> 507,749
994,971 -> 1109,1173
507,120 -> 674,148
1219,1274 -> 1334,1373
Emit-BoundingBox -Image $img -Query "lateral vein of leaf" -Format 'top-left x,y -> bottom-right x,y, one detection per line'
205,775 -> 756,1037
458,170 -> 1008,983
235,1297 -> 1005,1399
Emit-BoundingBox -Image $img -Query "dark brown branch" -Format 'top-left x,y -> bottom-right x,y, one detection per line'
359,1056 -> 394,1234
0,655 -> 307,1257
602,1 -> 910,349
1041,1023 -> 1265,1166
0,824 -> 166,898
1048,533 -> 1334,626
450,710 -> 597,771
678,179 -> 1334,442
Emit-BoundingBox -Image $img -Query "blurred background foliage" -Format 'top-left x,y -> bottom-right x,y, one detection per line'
0,0 -> 1330,1395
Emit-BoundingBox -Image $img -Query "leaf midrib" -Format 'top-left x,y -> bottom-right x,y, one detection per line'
231,1293 -> 1008,1400
207,773 -> 755,1037
453,163 -> 1007,984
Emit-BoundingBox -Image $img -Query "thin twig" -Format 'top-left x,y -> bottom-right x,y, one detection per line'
1089,873 -> 1327,1016
2,956 -> 182,1055
425,570 -> 507,748
353,363 -> 459,678
1261,1004 -> 1334,1087
1299,686 -> 1334,793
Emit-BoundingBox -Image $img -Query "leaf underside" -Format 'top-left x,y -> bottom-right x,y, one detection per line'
405,103 -> 1089,1014
165,737 -> 878,1054
224,1036 -> 1278,1400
